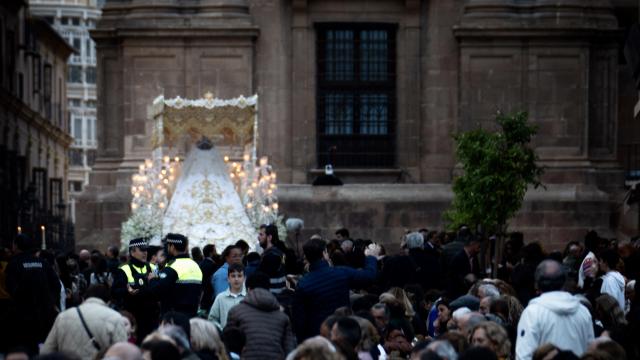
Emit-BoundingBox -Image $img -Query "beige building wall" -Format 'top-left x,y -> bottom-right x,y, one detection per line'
29,0 -> 102,224
0,1 -> 74,248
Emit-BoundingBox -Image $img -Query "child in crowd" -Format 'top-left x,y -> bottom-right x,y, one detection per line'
208,263 -> 246,330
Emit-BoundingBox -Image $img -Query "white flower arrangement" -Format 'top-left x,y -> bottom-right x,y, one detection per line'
120,156 -> 181,247
121,206 -> 164,250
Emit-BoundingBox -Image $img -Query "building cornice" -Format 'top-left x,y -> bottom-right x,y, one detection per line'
30,16 -> 77,57
453,27 -> 622,40
0,88 -> 74,147
92,0 -> 258,41
455,0 -> 619,40
91,26 -> 259,40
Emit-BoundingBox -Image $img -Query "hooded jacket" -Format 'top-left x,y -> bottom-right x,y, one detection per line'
600,271 -> 625,310
225,288 -> 296,360
516,291 -> 594,360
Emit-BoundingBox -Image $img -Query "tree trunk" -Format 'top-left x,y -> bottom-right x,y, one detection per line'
491,224 -> 507,279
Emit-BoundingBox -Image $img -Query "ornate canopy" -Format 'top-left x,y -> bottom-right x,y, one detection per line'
151,93 -> 258,159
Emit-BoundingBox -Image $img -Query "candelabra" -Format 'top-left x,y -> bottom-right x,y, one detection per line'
121,156 -> 181,244
225,153 -> 279,228
130,156 -> 181,211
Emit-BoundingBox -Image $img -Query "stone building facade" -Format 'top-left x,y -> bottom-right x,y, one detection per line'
0,0 -> 74,249
78,0 -> 640,251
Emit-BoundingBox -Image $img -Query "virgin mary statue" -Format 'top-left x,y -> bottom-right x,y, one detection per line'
161,138 -> 257,250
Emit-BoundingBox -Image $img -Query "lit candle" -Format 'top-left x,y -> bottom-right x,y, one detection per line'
40,225 -> 46,250
17,226 -> 22,234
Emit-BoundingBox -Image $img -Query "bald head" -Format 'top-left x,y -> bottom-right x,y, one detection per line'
104,342 -> 142,360
535,260 -> 566,293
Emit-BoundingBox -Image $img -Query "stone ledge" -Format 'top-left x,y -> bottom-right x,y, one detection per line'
307,168 -> 404,184
74,182 -> 621,250
278,183 -> 611,203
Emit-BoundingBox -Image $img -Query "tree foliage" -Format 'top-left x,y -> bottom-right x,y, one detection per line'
445,112 -> 544,235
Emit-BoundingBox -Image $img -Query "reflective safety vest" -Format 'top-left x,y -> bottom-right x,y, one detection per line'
119,262 -> 156,289
163,257 -> 203,316
166,258 -> 202,285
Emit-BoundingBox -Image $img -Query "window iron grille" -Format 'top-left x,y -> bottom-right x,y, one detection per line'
316,23 -> 397,168
32,168 -> 47,212
49,178 -> 63,216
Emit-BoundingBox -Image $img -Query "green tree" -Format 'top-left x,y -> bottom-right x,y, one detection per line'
445,111 -> 544,237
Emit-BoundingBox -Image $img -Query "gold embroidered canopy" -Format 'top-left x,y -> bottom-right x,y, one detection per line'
151,93 -> 258,157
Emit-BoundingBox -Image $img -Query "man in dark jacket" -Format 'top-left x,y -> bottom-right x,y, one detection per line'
257,224 -> 287,295
447,234 -> 482,298
292,238 -> 380,342
381,232 -> 441,290
199,244 -> 221,312
4,234 -> 60,355
225,272 -> 295,360
441,226 -> 472,272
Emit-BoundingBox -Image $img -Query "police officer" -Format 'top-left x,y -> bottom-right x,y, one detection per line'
112,238 -> 158,342
141,233 -> 202,317
4,234 -> 60,355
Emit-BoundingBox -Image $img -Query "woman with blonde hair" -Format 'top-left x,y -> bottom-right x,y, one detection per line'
470,321 -> 511,360
189,318 -> 229,360
383,287 -> 416,318
491,295 -> 523,327
378,296 -> 416,341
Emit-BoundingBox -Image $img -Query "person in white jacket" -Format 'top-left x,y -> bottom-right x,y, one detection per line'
598,249 -> 626,311
516,260 -> 594,360
41,284 -> 127,359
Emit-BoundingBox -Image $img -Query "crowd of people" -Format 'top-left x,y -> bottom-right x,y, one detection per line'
0,225 -> 639,360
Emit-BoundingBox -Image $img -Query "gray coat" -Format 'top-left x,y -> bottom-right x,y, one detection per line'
225,288 -> 296,360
